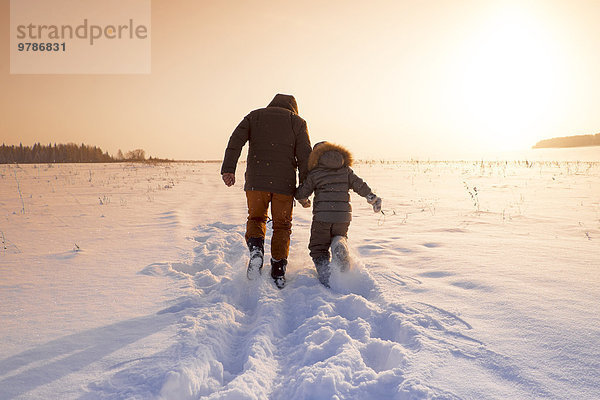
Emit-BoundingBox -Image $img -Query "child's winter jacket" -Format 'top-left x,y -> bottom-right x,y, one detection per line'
295,142 -> 373,223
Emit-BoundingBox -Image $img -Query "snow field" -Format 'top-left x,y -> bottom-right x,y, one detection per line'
1,159 -> 599,399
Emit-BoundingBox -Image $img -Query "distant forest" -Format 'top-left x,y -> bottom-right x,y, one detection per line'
533,133 -> 600,149
0,143 -> 152,164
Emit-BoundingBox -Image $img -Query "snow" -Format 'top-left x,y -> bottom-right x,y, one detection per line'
1,158 -> 599,399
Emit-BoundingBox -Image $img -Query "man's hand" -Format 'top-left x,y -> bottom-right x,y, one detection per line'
222,173 -> 235,187
298,198 -> 311,208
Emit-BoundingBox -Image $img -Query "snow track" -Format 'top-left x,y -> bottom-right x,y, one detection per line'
95,222 -> 537,399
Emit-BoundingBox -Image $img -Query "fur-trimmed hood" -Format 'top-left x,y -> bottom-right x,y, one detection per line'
308,142 -> 353,171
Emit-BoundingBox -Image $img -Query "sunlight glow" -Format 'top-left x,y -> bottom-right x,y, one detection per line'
452,4 -> 566,151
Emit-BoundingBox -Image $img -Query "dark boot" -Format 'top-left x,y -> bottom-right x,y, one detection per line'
313,256 -> 331,288
270,258 -> 287,289
246,237 -> 264,280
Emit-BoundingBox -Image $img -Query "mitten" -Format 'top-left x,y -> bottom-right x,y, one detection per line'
366,193 -> 382,213
298,198 -> 311,208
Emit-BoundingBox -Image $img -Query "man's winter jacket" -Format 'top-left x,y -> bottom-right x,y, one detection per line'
221,94 -> 312,196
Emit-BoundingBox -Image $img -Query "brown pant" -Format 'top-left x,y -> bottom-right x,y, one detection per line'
309,220 -> 350,260
246,190 -> 293,260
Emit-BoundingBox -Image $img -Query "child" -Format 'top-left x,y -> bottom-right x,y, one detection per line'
295,141 -> 382,287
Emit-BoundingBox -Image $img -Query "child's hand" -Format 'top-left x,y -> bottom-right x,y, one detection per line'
372,197 -> 382,213
298,198 -> 311,208
367,193 -> 382,213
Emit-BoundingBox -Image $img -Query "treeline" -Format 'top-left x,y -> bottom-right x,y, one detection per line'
0,143 -> 155,164
533,133 -> 600,149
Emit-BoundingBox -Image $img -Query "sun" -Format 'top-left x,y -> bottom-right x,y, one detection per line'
450,3 -> 567,151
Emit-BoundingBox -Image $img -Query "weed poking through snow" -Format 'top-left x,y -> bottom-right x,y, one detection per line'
463,181 -> 480,212
14,168 -> 25,214
1,231 -> 6,255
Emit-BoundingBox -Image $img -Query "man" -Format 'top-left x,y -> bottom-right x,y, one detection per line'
221,94 -> 312,288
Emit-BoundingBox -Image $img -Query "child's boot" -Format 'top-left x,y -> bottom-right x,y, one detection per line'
331,236 -> 350,272
246,237 -> 264,280
271,258 -> 287,289
313,256 -> 331,288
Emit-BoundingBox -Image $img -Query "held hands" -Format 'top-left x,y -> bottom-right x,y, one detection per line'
222,173 -> 235,187
298,198 -> 311,208
366,193 -> 382,213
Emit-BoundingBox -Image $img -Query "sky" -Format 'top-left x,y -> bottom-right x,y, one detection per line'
1,0 -> 600,160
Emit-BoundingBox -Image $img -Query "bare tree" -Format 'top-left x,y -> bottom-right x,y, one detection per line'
125,149 -> 146,161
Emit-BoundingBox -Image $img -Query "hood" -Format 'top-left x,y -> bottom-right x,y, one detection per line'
308,142 -> 353,170
267,94 -> 298,114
